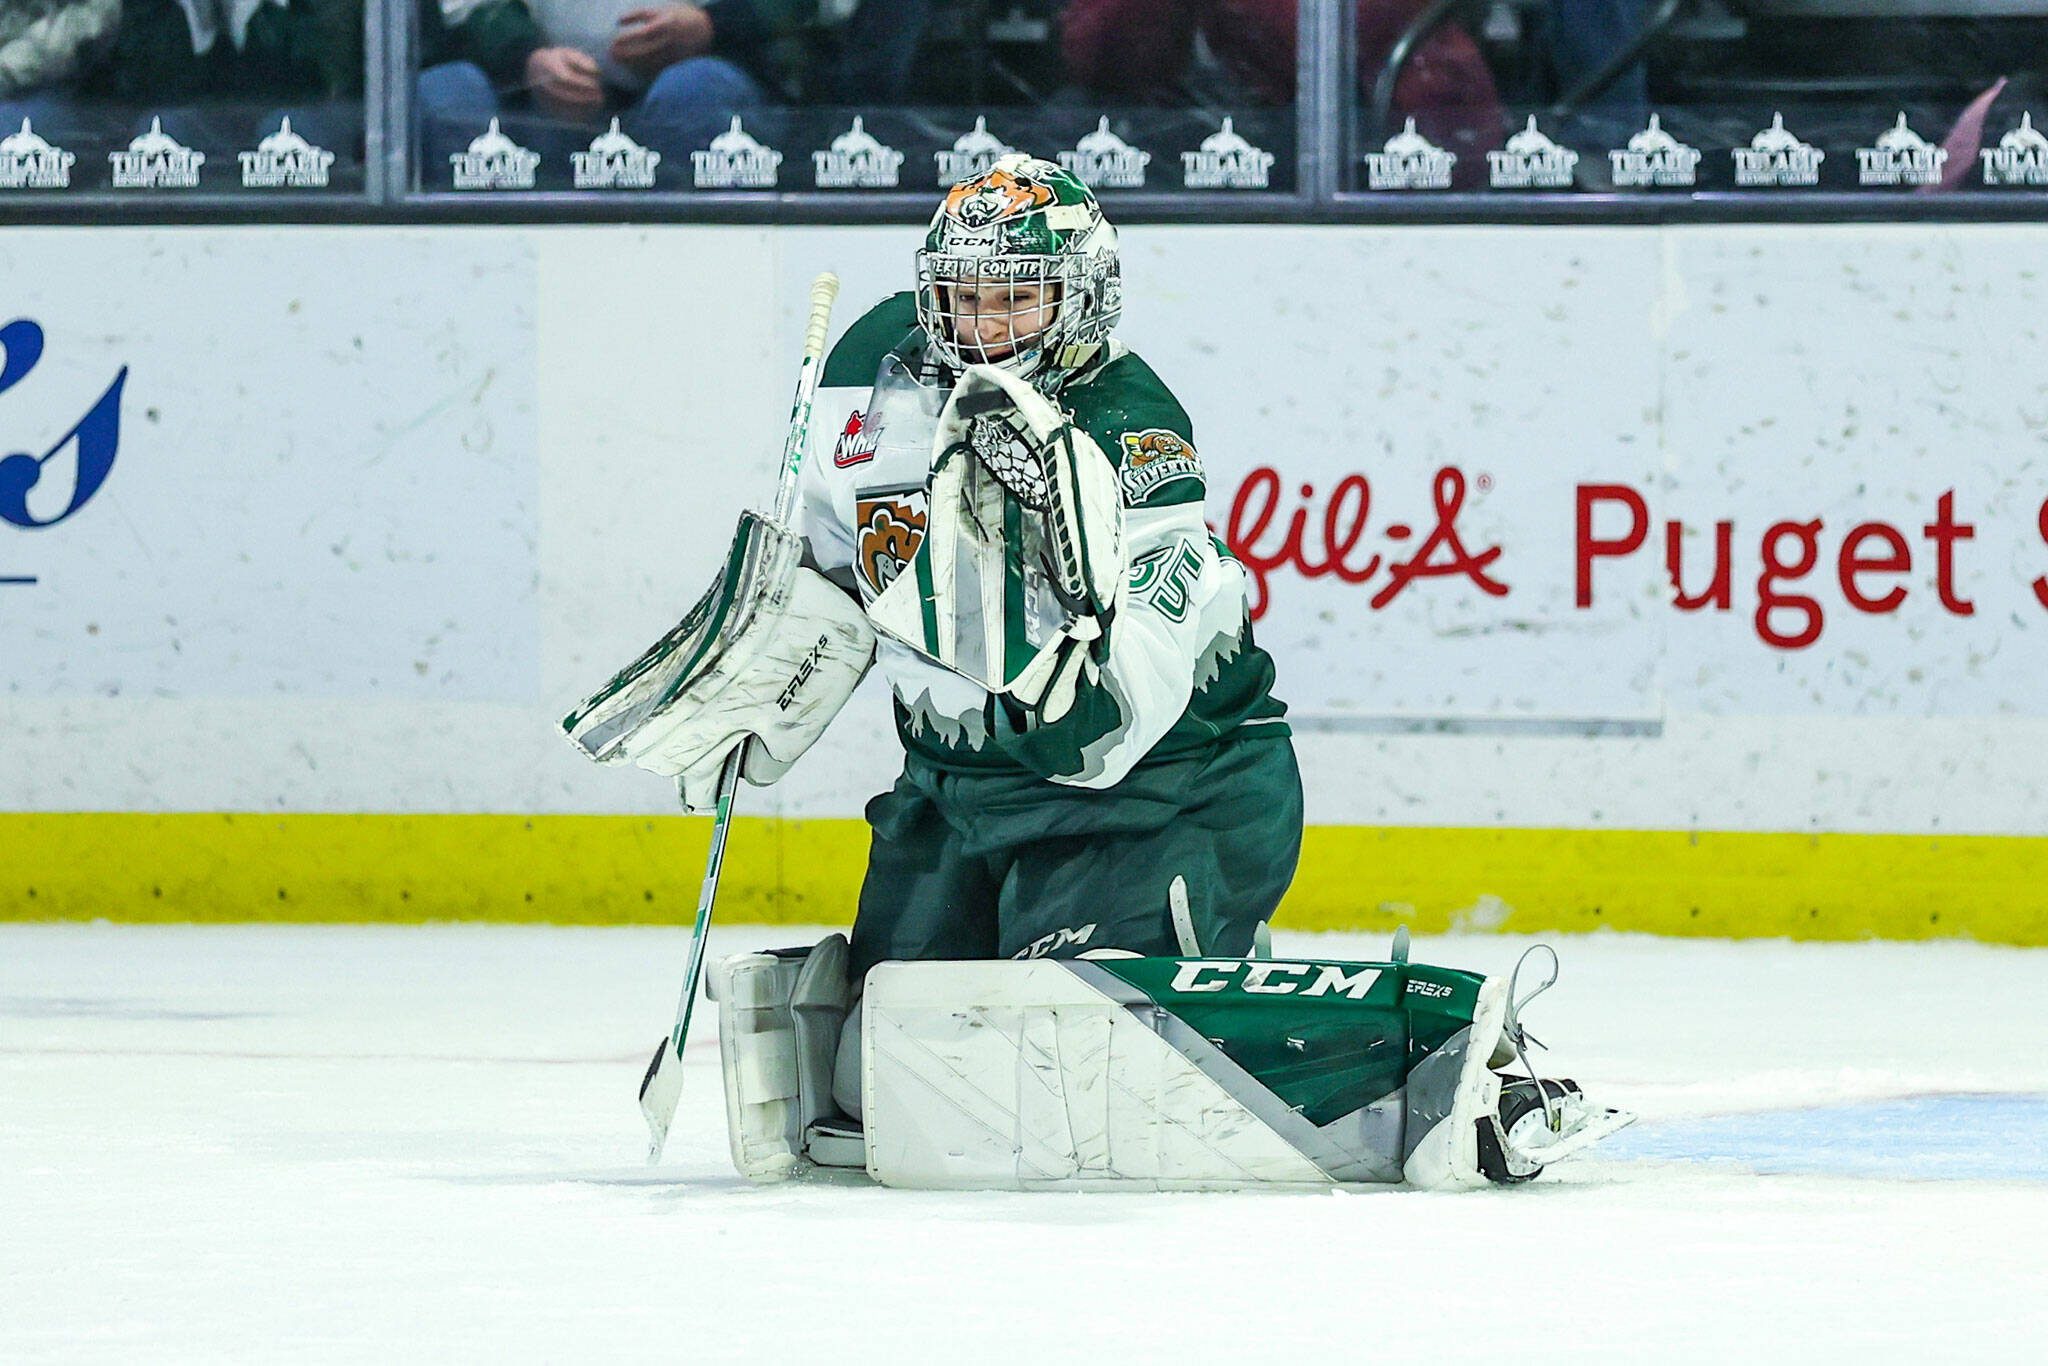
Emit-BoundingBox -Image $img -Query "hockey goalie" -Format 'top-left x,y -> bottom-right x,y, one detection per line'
563,154 -> 1632,1191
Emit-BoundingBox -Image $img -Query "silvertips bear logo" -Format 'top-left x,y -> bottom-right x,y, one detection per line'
0,119 -> 74,190
1118,429 -> 1201,504
1857,113 -> 1947,187
1983,112 -> 2048,186
239,117 -> 335,189
694,116 -> 781,188
855,488 -> 929,596
110,118 -> 204,189
1182,117 -> 1272,190
574,119 -> 660,189
1488,116 -> 1578,189
1733,113 -> 1824,187
451,118 -> 538,189
935,117 -> 1013,186
1608,113 -> 1700,188
1364,117 -> 1456,190
814,117 -> 904,188
1059,117 -> 1150,189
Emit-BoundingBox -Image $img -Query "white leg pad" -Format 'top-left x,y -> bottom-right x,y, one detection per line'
860,960 -> 1337,1191
1401,973 -> 1510,1191
710,951 -> 806,1183
710,933 -> 854,1183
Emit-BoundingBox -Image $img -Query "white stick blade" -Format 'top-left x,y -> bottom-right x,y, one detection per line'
638,1037 -> 685,1165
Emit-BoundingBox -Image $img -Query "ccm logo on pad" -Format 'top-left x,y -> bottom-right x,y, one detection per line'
1169,961 -> 1382,999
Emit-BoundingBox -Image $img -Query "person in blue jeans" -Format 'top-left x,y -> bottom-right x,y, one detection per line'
415,0 -> 774,177
1546,0 -> 1653,150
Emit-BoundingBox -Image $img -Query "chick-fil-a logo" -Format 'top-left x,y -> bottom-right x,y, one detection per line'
1221,465 -> 1508,620
1,318 -> 128,586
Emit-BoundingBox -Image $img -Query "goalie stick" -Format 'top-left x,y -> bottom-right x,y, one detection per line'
638,271 -> 841,1165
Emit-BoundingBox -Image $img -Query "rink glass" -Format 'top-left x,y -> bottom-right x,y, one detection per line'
1,2 -> 2043,215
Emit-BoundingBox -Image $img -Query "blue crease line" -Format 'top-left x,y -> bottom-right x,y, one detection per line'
1601,1093 -> 2048,1181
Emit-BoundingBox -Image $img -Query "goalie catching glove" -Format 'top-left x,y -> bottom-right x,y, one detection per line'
867,363 -> 1125,722
560,512 -> 876,812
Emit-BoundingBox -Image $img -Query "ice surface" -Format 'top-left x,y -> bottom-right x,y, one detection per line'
5,923 -> 2046,1362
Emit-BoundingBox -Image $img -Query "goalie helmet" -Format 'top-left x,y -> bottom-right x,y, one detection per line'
916,152 -> 1122,387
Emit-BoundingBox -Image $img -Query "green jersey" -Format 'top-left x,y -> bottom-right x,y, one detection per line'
797,292 -> 1289,787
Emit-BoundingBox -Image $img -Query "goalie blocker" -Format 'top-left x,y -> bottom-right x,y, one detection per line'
707,938 -> 1633,1192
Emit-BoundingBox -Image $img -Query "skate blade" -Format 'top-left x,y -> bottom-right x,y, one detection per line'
1514,1106 -> 1637,1166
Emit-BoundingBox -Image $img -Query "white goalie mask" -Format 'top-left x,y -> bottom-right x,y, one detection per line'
915,153 -> 1122,388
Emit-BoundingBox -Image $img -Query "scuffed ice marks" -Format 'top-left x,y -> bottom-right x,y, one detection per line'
0,995 -> 268,1022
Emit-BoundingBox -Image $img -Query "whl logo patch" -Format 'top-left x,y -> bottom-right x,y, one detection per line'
833,409 -> 877,467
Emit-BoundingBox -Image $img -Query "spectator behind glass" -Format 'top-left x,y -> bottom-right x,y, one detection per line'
417,0 -> 818,173
0,0 -> 119,133
1546,0 -> 1650,152
1060,0 -> 1503,188
79,0 -> 365,155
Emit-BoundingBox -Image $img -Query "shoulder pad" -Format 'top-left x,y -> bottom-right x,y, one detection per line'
1063,352 -> 1203,508
822,292 -> 921,388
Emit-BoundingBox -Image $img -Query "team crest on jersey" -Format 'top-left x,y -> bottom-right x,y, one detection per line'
855,487 -> 929,595
1119,429 -> 1201,502
833,410 -> 878,467
945,166 -> 1054,227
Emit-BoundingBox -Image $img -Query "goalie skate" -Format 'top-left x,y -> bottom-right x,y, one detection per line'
1477,1078 -> 1637,1184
